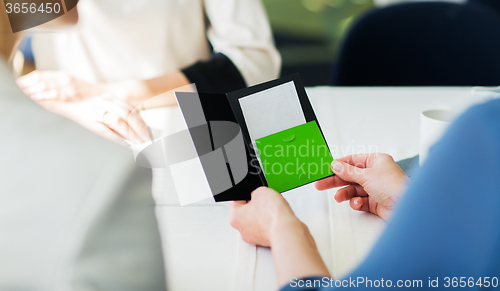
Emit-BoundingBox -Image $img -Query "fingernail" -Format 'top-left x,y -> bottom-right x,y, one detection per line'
331,160 -> 342,172
354,199 -> 359,205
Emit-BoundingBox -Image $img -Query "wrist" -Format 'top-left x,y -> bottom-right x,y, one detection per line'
88,82 -> 106,99
390,173 -> 411,204
268,208 -> 330,285
103,80 -> 142,104
102,71 -> 190,108
269,209 -> 311,247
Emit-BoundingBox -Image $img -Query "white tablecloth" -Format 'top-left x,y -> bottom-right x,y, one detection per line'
141,87 -> 475,291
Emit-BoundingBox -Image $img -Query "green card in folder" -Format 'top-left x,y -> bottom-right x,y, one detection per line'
255,121 -> 333,193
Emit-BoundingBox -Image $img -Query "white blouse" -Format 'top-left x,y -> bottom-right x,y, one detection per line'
32,0 -> 281,86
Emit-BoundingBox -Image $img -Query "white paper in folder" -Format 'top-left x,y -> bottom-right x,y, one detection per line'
238,81 -> 306,141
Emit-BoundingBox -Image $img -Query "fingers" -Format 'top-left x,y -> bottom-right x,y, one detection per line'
16,71 -> 42,88
336,153 -> 380,168
229,200 -> 247,210
105,98 -> 150,143
349,197 -> 370,213
81,120 -> 127,145
228,200 -> 249,232
98,98 -> 149,144
252,186 -> 279,196
127,110 -> 151,142
334,185 -> 367,202
30,90 -> 75,102
37,95 -> 146,146
330,160 -> 367,185
21,82 -> 47,95
349,197 -> 382,218
30,89 -> 77,102
17,76 -> 58,100
102,111 -> 138,143
332,185 -> 372,213
18,71 -> 69,88
17,71 -> 79,101
31,90 -> 61,101
228,201 -> 239,216
315,175 -> 350,190
122,107 -> 151,142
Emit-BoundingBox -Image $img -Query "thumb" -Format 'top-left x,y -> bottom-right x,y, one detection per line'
229,200 -> 247,210
330,160 -> 367,185
228,201 -> 247,218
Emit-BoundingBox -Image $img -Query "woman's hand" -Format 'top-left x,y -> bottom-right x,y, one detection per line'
316,153 -> 409,221
229,186 -> 300,247
229,187 -> 331,285
38,95 -> 151,145
17,70 -> 104,101
17,70 -> 191,108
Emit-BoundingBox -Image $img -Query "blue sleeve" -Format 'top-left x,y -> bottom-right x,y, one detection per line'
282,99 -> 500,291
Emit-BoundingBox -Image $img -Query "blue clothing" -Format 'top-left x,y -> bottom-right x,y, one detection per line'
396,155 -> 420,179
281,99 -> 500,291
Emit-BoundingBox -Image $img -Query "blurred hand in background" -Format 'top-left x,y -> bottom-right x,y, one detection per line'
17,69 -> 189,108
17,70 -> 103,101
37,94 -> 150,145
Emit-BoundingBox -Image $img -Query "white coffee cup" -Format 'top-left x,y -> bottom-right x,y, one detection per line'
419,109 -> 455,166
